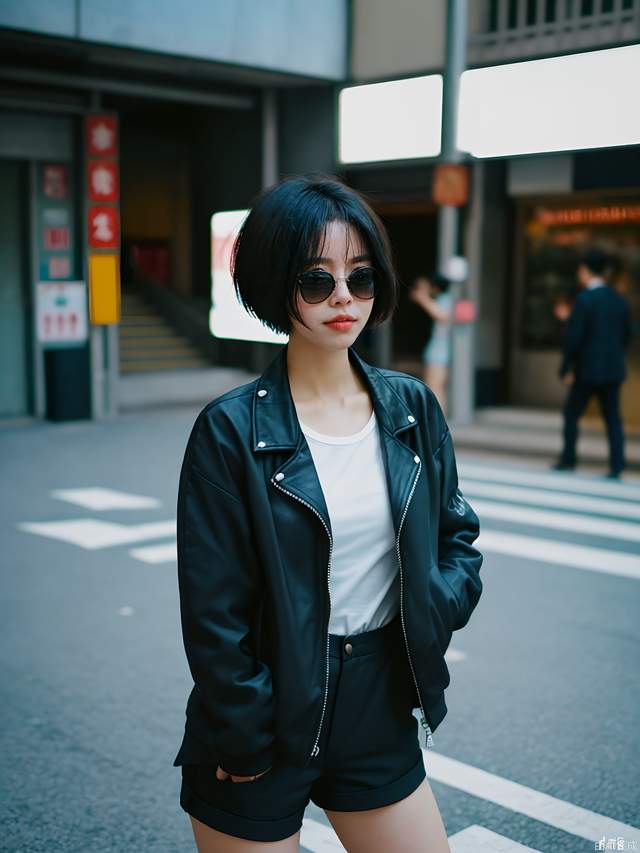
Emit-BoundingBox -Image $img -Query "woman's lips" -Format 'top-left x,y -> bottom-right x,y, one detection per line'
324,319 -> 355,331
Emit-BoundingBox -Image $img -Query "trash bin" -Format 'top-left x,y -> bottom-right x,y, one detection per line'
44,345 -> 91,421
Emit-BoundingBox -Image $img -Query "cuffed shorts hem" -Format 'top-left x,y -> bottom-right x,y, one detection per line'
179,778 -> 304,843
311,753 -> 426,813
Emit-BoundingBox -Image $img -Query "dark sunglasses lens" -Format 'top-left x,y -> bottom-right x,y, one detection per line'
299,271 -> 334,303
349,267 -> 377,298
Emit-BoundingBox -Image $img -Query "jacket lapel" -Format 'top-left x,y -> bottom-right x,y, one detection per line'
251,343 -> 422,536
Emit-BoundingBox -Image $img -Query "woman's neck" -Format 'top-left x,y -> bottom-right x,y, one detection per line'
286,339 -> 365,407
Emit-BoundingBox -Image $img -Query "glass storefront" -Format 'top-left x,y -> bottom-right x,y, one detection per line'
516,193 -> 640,425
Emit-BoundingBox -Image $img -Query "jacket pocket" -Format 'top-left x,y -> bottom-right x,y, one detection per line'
173,726 -> 219,767
427,563 -> 461,652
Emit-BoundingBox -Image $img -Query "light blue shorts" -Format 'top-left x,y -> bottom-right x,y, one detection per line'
421,338 -> 450,366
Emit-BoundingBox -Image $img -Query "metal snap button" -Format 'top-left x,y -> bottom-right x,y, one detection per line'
407,415 -> 415,422
257,441 -> 266,448
414,455 -> 420,463
344,642 -> 353,656
258,389 -> 268,397
275,472 -> 285,481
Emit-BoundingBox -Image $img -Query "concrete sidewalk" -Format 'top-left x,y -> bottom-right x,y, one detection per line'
451,406 -> 640,473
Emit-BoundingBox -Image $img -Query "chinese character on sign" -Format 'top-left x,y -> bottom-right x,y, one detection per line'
48,257 -> 71,279
86,115 -> 118,158
44,227 -> 70,251
88,206 -> 120,249
88,160 -> 119,202
43,165 -> 68,199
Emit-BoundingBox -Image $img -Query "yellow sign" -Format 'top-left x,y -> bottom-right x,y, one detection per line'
88,253 -> 120,324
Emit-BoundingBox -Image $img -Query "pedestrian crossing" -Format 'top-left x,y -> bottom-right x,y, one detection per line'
16,466 -> 640,577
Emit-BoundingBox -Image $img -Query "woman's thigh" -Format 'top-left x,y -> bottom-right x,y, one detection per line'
189,814 -> 301,852
324,776 -> 450,853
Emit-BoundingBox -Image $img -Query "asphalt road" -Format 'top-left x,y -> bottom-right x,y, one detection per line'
1,405 -> 639,853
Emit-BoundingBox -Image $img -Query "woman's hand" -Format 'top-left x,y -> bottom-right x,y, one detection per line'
409,278 -> 431,302
215,765 -> 272,783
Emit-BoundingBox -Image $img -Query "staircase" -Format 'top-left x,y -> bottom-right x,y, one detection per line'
119,289 -> 211,373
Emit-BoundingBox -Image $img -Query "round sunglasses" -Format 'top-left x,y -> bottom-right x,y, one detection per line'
296,266 -> 379,304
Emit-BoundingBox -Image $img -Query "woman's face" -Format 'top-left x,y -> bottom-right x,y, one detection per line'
290,220 -> 375,350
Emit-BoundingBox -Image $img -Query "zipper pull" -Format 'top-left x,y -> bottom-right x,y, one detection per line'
420,715 -> 434,749
311,744 -> 320,758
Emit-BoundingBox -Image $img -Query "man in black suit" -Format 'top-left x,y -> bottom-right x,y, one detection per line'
553,248 -> 632,478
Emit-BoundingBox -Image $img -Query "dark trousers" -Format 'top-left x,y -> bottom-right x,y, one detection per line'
560,380 -> 625,472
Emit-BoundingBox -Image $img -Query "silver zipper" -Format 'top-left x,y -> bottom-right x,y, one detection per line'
397,456 -> 435,750
271,476 -> 333,760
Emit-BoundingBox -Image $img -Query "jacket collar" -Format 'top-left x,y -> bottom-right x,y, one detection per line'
252,343 -> 418,453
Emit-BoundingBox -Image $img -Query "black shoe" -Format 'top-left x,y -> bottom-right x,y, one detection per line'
551,461 -> 575,471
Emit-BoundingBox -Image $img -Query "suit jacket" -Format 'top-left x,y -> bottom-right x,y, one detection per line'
559,285 -> 632,384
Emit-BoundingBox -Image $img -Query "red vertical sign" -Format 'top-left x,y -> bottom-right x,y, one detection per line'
85,113 -> 121,323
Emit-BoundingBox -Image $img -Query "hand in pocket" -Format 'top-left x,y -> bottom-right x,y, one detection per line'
215,765 -> 272,783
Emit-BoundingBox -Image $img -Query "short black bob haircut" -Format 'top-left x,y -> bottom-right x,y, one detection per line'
231,175 -> 398,336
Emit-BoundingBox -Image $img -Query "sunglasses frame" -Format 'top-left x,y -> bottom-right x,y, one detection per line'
296,266 -> 379,304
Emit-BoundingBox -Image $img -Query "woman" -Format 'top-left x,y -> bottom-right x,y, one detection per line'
173,176 -> 483,852
408,273 -> 454,415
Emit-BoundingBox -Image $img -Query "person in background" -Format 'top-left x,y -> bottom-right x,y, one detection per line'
553,248 -> 633,479
408,272 -> 454,415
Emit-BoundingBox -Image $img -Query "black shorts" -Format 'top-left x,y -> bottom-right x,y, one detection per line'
178,613 -> 427,843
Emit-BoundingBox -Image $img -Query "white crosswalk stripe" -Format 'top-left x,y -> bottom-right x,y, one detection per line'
461,479 -> 640,520
471,499 -> 640,543
17,518 -> 175,549
424,750 -> 640,847
478,529 -> 640,579
50,487 -> 161,510
459,462 -> 640,501
130,542 -> 177,563
449,825 -> 542,852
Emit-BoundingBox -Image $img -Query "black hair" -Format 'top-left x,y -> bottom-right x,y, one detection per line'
230,175 -> 398,335
410,271 -> 451,294
579,248 -> 609,277
428,271 -> 451,293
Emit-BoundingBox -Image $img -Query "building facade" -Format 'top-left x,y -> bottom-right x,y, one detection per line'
0,0 -> 346,420
1,0 -> 639,425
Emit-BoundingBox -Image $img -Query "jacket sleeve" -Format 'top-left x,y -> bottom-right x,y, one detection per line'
433,426 -> 483,633
559,294 -> 589,378
176,408 -> 275,776
622,299 -> 632,350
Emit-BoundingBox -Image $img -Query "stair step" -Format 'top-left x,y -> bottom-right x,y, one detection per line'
120,346 -> 205,360
121,326 -> 177,336
120,358 -> 211,372
118,288 -> 211,373
120,315 -> 173,325
120,336 -> 192,348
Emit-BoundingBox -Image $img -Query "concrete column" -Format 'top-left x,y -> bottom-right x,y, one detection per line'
437,0 -> 474,425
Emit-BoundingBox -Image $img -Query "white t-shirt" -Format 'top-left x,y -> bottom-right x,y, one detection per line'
298,408 -> 399,636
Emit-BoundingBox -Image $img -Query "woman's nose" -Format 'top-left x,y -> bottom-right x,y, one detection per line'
331,278 -> 353,302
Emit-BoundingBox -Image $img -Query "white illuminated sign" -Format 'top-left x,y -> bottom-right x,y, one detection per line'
339,75 -> 443,164
458,44 -> 640,158
210,210 -> 289,345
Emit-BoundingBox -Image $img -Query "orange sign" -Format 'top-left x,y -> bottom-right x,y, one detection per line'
433,164 -> 469,207
454,299 -> 476,324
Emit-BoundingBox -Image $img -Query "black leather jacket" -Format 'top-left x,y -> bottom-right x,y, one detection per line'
173,343 -> 483,776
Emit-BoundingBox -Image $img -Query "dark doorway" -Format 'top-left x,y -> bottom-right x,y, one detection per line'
376,206 -> 438,369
